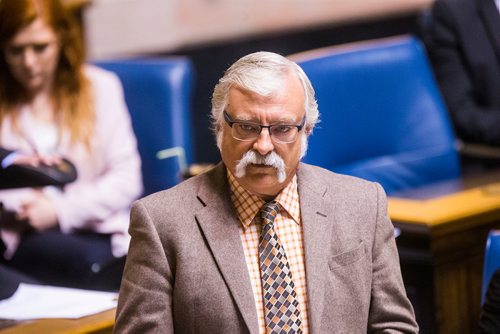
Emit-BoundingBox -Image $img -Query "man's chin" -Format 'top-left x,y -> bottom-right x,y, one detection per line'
249,164 -> 289,183
235,164 -> 274,178
239,176 -> 285,200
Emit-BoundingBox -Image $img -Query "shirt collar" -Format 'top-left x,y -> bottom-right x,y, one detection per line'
227,169 -> 301,231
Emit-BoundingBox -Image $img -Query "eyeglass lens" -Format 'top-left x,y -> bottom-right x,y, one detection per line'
232,123 -> 299,143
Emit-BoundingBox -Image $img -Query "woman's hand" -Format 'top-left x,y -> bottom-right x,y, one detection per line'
12,152 -> 62,167
17,190 -> 58,231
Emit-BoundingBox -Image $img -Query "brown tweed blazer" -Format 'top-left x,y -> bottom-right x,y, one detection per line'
114,163 -> 418,333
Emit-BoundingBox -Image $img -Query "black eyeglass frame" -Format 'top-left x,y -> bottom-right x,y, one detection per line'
223,110 -> 306,143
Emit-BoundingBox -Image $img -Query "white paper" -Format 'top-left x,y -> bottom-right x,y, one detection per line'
0,283 -> 117,320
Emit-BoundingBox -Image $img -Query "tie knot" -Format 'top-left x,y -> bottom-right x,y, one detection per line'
260,201 -> 280,226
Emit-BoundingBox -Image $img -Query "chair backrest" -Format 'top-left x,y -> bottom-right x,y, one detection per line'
95,58 -> 194,196
482,230 -> 500,304
289,35 -> 460,194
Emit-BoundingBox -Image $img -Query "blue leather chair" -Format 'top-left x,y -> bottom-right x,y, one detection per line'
95,58 -> 194,196
482,230 -> 500,304
289,35 -> 460,194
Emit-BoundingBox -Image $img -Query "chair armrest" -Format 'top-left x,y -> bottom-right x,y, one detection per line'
459,141 -> 500,160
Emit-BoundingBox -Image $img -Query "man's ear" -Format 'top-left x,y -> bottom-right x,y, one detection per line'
305,125 -> 313,136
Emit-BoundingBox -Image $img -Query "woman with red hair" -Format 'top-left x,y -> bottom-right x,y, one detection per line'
0,0 -> 142,291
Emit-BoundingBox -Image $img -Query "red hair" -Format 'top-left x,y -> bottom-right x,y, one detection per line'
0,0 -> 94,147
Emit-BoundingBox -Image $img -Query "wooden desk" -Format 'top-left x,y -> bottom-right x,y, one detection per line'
389,171 -> 500,333
0,308 -> 115,334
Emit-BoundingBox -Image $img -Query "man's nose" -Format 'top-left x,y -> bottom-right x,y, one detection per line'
252,128 -> 274,155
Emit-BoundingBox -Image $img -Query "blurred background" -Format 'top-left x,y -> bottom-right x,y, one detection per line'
73,0 -> 432,164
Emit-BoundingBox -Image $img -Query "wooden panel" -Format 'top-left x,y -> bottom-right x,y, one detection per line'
0,309 -> 115,334
433,257 -> 483,334
389,182 -> 500,227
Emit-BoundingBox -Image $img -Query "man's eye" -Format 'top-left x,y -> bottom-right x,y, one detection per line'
237,123 -> 259,132
273,126 -> 293,134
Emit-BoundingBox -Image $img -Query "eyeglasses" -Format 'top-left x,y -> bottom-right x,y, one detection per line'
223,110 -> 305,144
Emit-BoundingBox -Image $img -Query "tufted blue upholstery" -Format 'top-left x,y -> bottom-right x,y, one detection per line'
290,36 -> 460,194
482,230 -> 500,304
96,58 -> 194,196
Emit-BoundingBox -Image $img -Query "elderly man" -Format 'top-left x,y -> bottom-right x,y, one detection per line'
114,52 -> 418,333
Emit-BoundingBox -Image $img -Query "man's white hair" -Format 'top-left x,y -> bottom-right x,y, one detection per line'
210,51 -> 320,153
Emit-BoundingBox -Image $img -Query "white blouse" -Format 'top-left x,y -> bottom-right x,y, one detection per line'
0,65 -> 143,258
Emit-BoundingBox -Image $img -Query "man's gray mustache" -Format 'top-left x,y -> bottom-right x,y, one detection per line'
235,150 -> 286,183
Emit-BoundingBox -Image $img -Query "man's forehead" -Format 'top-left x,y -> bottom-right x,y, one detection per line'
227,85 -> 271,100
228,73 -> 302,97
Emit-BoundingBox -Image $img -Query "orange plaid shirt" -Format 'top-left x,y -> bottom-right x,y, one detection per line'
228,170 -> 309,334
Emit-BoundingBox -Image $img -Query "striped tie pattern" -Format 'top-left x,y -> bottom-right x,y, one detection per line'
259,201 -> 303,334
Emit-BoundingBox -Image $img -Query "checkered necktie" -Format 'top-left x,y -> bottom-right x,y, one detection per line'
259,201 -> 302,334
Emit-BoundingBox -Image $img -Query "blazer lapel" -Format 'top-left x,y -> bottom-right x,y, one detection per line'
195,164 -> 259,334
479,0 -> 500,63
297,165 -> 335,334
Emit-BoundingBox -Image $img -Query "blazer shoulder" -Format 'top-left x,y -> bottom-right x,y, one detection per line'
299,163 -> 384,196
136,176 -> 200,207
436,0 -> 472,10
433,0 -> 475,20
135,166 -> 222,212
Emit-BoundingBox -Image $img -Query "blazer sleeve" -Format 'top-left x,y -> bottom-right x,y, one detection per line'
114,201 -> 174,333
424,0 -> 500,145
367,183 -> 419,333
